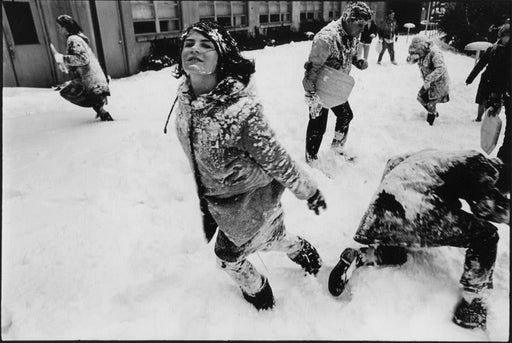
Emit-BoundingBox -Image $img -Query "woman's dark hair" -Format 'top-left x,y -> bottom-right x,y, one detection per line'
56,15 -> 83,35
173,21 -> 255,85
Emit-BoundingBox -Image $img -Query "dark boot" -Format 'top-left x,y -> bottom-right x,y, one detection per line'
427,112 -> 436,126
289,237 -> 322,275
100,111 -> 114,121
328,247 -> 362,296
452,297 -> 487,329
241,276 -> 275,311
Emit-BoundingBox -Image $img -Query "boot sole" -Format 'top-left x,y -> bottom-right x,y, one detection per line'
452,315 -> 486,330
328,252 -> 359,296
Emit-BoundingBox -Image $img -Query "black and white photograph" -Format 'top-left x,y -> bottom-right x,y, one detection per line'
2,0 -> 510,340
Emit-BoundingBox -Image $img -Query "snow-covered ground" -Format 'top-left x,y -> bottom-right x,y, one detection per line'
2,35 -> 509,340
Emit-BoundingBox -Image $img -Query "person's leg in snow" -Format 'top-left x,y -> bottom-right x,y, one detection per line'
305,107 -> 329,162
330,102 -> 354,155
93,99 -> 113,121
417,91 -> 438,126
215,217 -> 321,310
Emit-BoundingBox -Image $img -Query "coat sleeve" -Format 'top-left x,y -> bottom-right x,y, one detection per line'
63,36 -> 90,67
241,102 -> 318,200
423,50 -> 447,85
303,38 -> 331,93
466,46 -> 491,84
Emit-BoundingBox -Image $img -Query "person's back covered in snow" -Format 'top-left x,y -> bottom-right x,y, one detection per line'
328,149 -> 509,330
172,21 -> 326,311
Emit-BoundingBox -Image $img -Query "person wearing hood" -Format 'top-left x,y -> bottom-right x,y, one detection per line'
172,21 -> 327,311
406,35 -> 450,126
302,1 -> 371,164
328,149 -> 510,330
53,15 -> 113,121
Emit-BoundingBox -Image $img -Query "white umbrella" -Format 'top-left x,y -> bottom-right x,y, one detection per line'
403,23 -> 416,42
464,41 -> 493,64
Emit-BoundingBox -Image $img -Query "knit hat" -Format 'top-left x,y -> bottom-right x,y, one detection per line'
408,35 -> 432,54
342,2 -> 372,22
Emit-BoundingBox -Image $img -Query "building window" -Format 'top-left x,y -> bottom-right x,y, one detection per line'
199,1 -> 248,28
131,1 -> 181,35
3,1 -> 39,45
325,1 -> 341,20
300,1 -> 323,22
259,1 -> 291,25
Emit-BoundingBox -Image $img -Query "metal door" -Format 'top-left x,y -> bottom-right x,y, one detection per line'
2,0 -> 55,87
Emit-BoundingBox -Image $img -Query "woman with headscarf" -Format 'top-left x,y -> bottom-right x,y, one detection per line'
171,21 -> 326,310
406,35 -> 450,126
53,15 -> 113,121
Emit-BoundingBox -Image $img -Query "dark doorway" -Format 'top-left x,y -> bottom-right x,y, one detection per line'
387,1 -> 423,34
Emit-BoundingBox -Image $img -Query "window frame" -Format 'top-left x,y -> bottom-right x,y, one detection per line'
131,1 -> 182,39
299,1 -> 323,22
198,1 -> 248,29
259,1 -> 291,26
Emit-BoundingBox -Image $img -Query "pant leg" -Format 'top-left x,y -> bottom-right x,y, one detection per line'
331,102 -> 354,151
388,42 -> 395,62
305,107 -> 329,157
377,41 -> 387,62
363,44 -> 370,60
357,44 -> 364,60
216,258 -> 265,295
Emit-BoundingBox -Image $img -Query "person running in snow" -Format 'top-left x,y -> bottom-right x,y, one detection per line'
302,1 -> 371,164
357,18 -> 378,61
377,10 -> 398,65
172,21 -> 327,311
466,23 -> 510,123
52,15 -> 113,121
327,149 -> 510,330
406,35 -> 450,126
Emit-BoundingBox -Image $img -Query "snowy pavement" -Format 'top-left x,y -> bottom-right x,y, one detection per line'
2,35 -> 509,340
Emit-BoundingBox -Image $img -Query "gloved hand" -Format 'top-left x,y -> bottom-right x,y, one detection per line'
305,92 -> 323,119
465,77 -> 472,86
54,53 -> 64,64
307,189 -> 327,215
355,59 -> 368,70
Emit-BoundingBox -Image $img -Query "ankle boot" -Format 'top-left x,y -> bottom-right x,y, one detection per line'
241,276 -> 275,310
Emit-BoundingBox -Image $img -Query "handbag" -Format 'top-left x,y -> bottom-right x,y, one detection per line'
315,65 -> 355,108
375,40 -> 383,54
480,107 -> 502,154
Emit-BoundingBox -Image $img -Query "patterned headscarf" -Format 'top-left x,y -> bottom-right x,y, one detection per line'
342,2 -> 372,22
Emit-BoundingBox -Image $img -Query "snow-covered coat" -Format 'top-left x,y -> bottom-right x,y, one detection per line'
303,19 -> 360,93
62,34 -> 109,96
354,149 -> 509,247
175,76 -> 318,245
416,46 -> 450,101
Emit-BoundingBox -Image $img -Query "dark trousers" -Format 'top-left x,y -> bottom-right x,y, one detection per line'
497,95 -> 511,191
378,40 -> 395,62
305,102 -> 353,157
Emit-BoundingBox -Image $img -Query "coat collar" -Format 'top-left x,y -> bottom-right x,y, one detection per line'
178,76 -> 248,109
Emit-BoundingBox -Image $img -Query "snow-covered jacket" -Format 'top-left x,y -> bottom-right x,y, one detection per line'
63,34 -> 109,95
303,19 -> 360,93
354,149 -> 509,247
417,46 -> 450,101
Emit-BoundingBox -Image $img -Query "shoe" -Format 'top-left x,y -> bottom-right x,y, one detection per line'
391,61 -> 397,65
241,276 -> 275,310
100,111 -> 114,121
289,237 -> 322,275
328,248 -> 362,296
452,297 -> 487,329
427,112 -> 436,126
305,153 -> 318,165
377,61 -> 382,65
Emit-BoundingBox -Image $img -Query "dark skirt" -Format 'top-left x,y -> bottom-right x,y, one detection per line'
60,80 -> 109,108
475,76 -> 492,105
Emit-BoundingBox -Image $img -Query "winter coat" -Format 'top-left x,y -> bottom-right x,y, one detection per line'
175,76 -> 318,245
62,34 -> 109,97
466,42 -> 511,104
360,20 -> 378,44
303,19 -> 360,93
378,18 -> 397,41
416,46 -> 450,101
354,149 -> 510,247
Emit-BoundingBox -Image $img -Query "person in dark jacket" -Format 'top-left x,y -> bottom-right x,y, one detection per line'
377,11 -> 398,65
53,15 -> 113,121
173,21 -> 327,311
466,24 -> 510,122
302,1 -> 371,163
328,149 -> 509,330
357,19 -> 378,61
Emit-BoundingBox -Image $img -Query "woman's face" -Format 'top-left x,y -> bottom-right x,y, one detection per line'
181,30 -> 219,76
